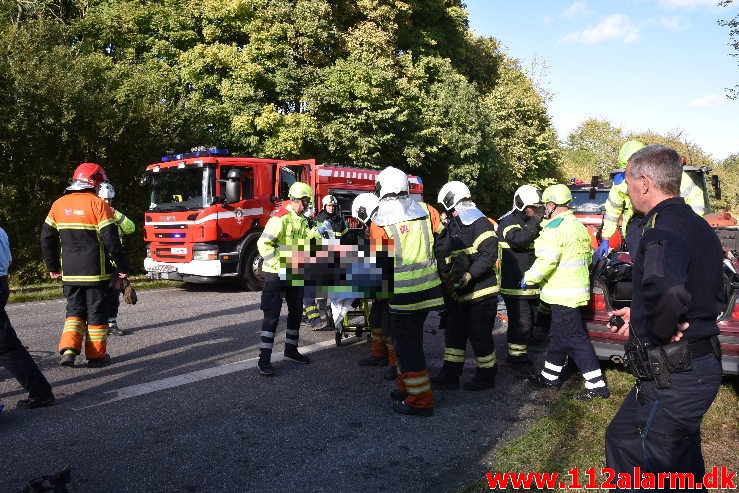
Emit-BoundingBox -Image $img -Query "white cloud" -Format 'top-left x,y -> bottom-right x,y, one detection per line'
688,94 -> 729,109
560,14 -> 640,44
658,15 -> 691,31
562,1 -> 588,18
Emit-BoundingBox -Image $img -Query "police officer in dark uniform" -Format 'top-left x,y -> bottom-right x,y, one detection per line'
0,226 -> 55,409
606,145 -> 723,489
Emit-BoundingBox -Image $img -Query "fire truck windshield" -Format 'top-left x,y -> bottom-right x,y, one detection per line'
148,167 -> 215,211
570,189 -> 610,214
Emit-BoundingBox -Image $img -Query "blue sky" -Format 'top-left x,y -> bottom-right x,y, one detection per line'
463,0 -> 739,160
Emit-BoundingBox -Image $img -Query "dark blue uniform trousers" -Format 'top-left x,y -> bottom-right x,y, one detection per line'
605,353 -> 722,492
0,278 -> 53,399
259,272 -> 304,358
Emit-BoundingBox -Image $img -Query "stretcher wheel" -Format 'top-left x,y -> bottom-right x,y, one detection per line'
335,331 -> 342,346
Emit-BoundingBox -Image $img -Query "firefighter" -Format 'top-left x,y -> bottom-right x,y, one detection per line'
368,167 -> 450,416
594,140 -> 707,262
353,193 -> 397,376
98,182 -> 135,336
524,184 -> 610,400
497,185 -> 542,365
430,181 -> 499,391
256,181 -> 320,376
40,163 -> 131,368
315,194 -> 348,238
301,195 -> 347,331
605,145 -> 723,485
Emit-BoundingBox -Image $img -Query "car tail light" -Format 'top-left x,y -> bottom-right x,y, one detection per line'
588,285 -> 607,311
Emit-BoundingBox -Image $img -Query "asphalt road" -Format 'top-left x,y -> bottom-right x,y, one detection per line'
1,285 -> 556,493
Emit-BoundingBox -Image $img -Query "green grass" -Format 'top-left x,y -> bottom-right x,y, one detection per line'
459,367 -> 738,492
7,278 -> 182,304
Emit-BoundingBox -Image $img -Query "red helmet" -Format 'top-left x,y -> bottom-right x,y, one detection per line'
72,162 -> 108,188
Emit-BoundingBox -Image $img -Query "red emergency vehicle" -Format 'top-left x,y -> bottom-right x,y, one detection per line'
142,148 -> 423,290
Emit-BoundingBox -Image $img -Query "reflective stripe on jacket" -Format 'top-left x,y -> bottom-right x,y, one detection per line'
524,210 -> 591,308
40,191 -> 130,285
448,215 -> 499,303
315,210 -> 348,237
497,210 -> 540,297
258,204 -> 319,274
370,202 -> 446,312
113,209 -> 135,238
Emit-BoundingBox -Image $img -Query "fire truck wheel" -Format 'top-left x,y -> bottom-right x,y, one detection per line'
240,244 -> 265,291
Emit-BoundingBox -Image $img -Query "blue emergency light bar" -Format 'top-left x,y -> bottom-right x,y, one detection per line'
161,148 -> 229,162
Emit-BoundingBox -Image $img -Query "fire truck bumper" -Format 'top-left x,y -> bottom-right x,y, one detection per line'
144,258 -> 227,282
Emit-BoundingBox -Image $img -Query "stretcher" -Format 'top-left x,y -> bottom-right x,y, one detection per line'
326,298 -> 371,346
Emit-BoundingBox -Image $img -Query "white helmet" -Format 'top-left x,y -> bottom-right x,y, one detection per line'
437,181 -> 471,211
98,182 -> 115,199
352,193 -> 380,225
322,194 -> 338,208
513,185 -> 541,211
375,166 -> 409,199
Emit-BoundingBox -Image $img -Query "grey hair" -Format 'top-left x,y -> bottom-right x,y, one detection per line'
627,145 -> 681,196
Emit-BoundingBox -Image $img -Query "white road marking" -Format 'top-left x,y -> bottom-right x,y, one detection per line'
73,339 -> 342,411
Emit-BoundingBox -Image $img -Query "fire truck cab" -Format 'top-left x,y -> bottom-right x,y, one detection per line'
142,149 -> 423,290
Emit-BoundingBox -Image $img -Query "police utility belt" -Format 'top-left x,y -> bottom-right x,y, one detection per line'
623,335 -> 721,389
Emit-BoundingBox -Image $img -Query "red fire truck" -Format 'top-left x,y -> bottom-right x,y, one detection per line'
142,148 -> 423,290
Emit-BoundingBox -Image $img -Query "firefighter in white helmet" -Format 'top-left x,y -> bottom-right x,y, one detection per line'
524,184 -> 610,400
352,193 -> 397,377
497,185 -> 543,365
369,167 -> 450,417
315,194 -> 348,238
98,182 -> 135,336
430,180 -> 500,391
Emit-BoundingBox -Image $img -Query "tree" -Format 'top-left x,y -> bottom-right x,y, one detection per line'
719,0 -> 738,99
561,118 -> 623,181
712,153 -> 739,214
0,0 -> 561,282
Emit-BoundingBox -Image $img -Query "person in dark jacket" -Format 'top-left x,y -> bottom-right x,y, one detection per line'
497,185 -> 542,365
0,226 -> 55,408
430,181 -> 500,391
605,145 -> 724,488
40,162 -> 131,368
315,194 -> 348,239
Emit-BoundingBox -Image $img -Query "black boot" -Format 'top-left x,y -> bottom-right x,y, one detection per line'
429,371 -> 459,390
258,349 -> 274,376
284,346 -> 310,364
463,366 -> 496,391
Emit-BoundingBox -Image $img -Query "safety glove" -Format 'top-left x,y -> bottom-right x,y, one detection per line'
454,272 -> 472,290
593,239 -> 610,264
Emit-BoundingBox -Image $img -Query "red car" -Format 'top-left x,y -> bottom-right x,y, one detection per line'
583,251 -> 739,376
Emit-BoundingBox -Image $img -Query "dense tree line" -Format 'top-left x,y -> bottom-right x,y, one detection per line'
560,118 -> 739,215
0,0 -> 560,284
